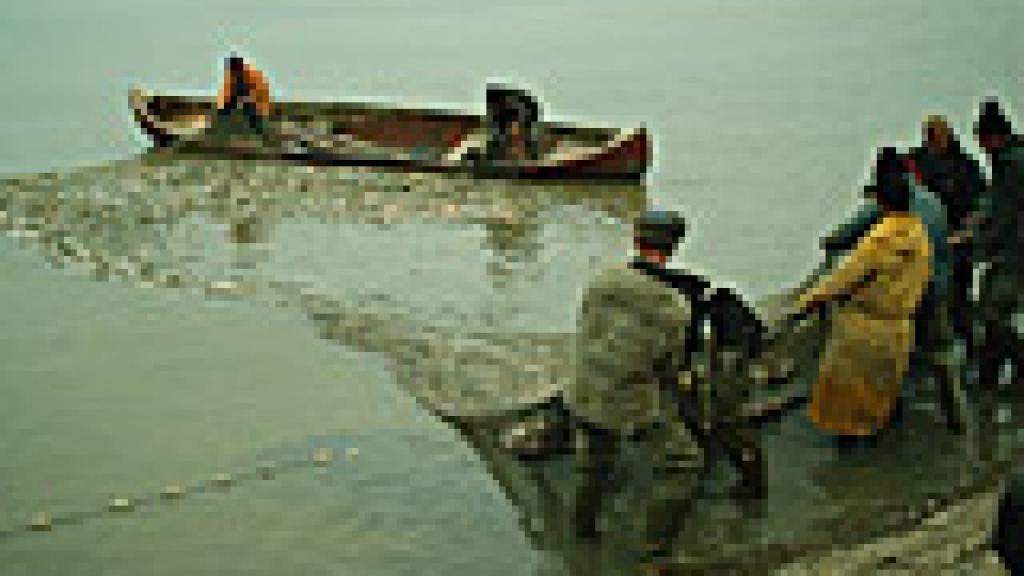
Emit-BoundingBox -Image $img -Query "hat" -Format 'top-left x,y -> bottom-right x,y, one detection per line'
865,147 -> 906,189
865,147 -> 911,210
975,98 -> 1013,137
633,209 -> 686,251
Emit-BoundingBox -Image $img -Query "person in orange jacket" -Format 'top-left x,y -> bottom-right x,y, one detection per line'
216,55 -> 271,132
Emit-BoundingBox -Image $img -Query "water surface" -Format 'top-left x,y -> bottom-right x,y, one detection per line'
1,0 -> 1022,573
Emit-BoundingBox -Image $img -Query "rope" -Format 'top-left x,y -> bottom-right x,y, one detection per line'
0,445 -> 360,540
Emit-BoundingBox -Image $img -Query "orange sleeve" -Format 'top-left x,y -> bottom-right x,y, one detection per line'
245,67 -> 272,117
216,74 -> 233,110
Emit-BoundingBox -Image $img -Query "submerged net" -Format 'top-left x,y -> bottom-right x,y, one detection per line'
0,156 -> 647,418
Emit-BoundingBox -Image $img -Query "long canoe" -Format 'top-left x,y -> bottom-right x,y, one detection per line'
129,89 -> 651,182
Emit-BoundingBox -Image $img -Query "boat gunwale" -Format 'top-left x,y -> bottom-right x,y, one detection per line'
131,91 -> 651,181
137,92 -> 631,138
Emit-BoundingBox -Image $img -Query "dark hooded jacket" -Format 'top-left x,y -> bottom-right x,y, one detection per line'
909,141 -> 986,231
976,137 -> 1024,270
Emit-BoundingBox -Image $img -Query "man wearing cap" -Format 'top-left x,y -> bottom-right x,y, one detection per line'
968,99 -> 1024,392
569,209 -> 770,561
627,212 -> 766,497
569,209 -> 703,559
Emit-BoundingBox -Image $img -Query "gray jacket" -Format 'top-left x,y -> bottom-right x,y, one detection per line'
569,264 -> 693,433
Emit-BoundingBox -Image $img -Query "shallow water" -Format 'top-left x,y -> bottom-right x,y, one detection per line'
0,157 -> 643,574
2,0 -> 1023,574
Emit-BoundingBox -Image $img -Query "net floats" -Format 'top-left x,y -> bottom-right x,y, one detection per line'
108,497 -> 135,513
312,448 -> 334,467
210,473 -> 233,488
160,485 -> 185,500
28,512 -> 51,532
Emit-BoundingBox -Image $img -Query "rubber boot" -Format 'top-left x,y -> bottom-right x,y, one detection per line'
993,467 -> 1024,575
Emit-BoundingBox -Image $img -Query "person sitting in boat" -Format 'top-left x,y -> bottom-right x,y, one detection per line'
790,147 -> 932,450
485,84 -> 542,163
446,84 -> 542,165
216,54 -> 272,133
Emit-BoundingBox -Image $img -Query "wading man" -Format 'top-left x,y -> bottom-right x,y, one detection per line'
569,209 -> 769,565
569,209 -> 703,563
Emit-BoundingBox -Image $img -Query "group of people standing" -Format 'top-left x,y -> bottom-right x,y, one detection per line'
213,56 -> 1022,566
554,97 -> 1023,565
801,99 -> 1022,443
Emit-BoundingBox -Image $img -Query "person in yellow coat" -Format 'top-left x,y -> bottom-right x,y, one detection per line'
792,147 -> 932,442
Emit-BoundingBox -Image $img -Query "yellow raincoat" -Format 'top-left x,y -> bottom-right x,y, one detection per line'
795,213 -> 931,437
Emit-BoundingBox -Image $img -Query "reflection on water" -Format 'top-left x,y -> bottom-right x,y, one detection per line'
0,157 -> 651,419
0,155 -> 642,312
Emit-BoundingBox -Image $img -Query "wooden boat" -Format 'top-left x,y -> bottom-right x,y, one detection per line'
129,89 -> 651,181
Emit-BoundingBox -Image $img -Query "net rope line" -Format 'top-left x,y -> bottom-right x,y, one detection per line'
0,445 -> 361,540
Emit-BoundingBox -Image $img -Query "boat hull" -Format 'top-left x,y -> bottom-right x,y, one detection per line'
130,90 -> 651,182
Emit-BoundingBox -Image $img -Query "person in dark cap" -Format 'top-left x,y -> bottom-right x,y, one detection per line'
966,98 -> 1024,394
575,208 -> 771,540
628,210 -> 766,496
568,208 -> 705,560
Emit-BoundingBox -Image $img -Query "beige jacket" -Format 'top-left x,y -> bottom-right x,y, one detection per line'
569,264 -> 692,433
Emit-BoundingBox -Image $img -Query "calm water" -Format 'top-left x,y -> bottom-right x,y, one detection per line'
1,0 -> 1022,574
